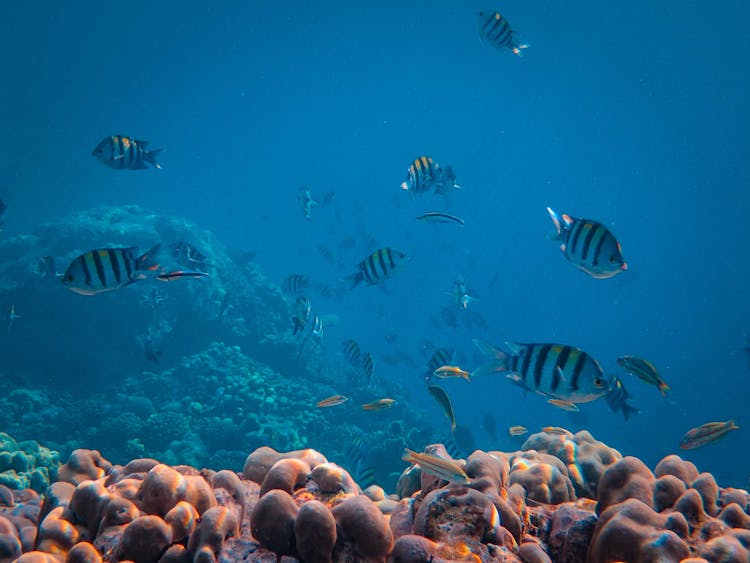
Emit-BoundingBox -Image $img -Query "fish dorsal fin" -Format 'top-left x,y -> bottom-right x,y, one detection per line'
504,341 -> 522,355
561,214 -> 574,226
473,339 -> 506,359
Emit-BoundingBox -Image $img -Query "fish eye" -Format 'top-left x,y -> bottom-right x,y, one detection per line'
593,377 -> 604,387
609,256 -> 616,263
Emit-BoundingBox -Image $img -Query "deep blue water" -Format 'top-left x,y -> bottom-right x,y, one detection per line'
1,2 -> 748,486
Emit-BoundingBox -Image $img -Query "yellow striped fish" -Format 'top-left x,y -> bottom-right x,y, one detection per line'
92,135 -> 162,170
346,248 -> 408,289
473,339 -> 610,404
547,207 -> 627,279
62,245 -> 161,295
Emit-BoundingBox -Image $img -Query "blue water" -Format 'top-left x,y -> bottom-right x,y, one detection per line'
1,2 -> 748,488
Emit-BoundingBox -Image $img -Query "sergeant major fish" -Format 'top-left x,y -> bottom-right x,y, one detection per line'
477,11 -> 529,56
400,156 -> 460,196
473,339 -> 610,403
547,207 -> 627,279
92,135 -> 162,170
62,245 -> 161,295
346,247 -> 408,289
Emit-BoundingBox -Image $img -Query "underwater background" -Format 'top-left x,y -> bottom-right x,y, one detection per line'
0,0 -> 748,494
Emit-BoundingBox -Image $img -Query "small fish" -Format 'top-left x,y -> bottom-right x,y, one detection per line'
433,365 -> 471,382
604,375 -> 640,421
400,156 -> 460,195
316,395 -> 349,408
473,340 -> 610,403
39,256 -> 61,279
170,241 -> 207,267
361,398 -> 396,411
416,212 -> 465,226
617,355 -> 669,396
547,207 -> 627,279
508,425 -> 528,437
142,288 -> 168,308
347,436 -> 375,489
156,270 -> 208,282
547,399 -> 580,412
283,274 -> 309,295
427,385 -> 456,431
451,277 -> 477,310
541,426 -> 573,436
477,11 -> 529,56
62,245 -> 161,295
361,353 -> 375,386
342,339 -> 362,366
297,186 -> 318,220
7,305 -> 20,334
92,135 -> 162,169
346,248 -> 408,289
401,448 -> 469,484
680,420 -> 739,450
427,348 -> 454,374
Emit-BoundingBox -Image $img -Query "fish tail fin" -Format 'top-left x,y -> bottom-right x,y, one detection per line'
344,272 -> 363,289
471,339 -> 508,378
659,382 -> 671,396
546,206 -> 563,240
137,244 -> 162,271
144,148 -> 164,170
621,403 -> 640,421
730,419 -> 740,430
512,43 -> 530,57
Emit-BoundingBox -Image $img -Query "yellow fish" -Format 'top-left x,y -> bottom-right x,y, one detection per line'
547,399 -> 579,412
508,425 -> 528,437
433,365 -> 471,382
541,426 -> 573,436
402,448 -> 469,484
361,398 -> 396,411
680,420 -> 739,450
316,394 -> 349,408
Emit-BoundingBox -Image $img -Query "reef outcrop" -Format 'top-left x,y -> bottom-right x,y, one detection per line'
0,429 -> 748,563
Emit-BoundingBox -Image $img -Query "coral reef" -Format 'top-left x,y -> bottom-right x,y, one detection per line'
0,429 -> 746,562
0,433 -> 60,493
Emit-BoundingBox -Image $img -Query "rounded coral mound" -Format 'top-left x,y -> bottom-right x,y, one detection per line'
0,429 -> 747,563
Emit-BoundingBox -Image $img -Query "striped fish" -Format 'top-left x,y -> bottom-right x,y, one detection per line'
473,339 -> 610,403
617,355 -> 669,396
62,245 -> 161,295
477,11 -> 529,56
283,273 -> 309,295
428,348 -> 454,373
680,420 -> 739,450
341,339 -> 362,366
347,436 -> 376,490
402,449 -> 469,484
346,247 -> 407,288
361,352 -> 375,386
400,156 -> 459,195
92,135 -> 163,170
547,207 -> 627,279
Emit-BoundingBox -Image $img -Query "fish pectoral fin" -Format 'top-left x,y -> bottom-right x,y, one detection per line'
555,366 -> 567,382
112,154 -> 125,160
